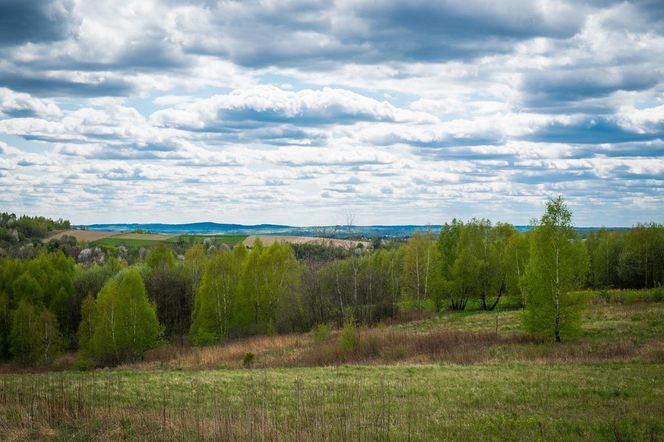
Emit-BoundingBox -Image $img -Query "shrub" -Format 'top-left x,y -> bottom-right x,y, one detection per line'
340,318 -> 358,352
313,323 -> 331,342
243,352 -> 255,368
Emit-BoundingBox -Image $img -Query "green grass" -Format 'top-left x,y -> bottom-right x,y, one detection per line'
1,363 -> 662,440
92,237 -> 167,247
1,290 -> 663,440
167,234 -> 247,246
92,235 -> 247,248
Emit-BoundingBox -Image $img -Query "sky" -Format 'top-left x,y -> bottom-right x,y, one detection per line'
0,0 -> 663,227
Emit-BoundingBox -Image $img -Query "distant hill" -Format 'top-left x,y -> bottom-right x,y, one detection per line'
77,222 -> 629,239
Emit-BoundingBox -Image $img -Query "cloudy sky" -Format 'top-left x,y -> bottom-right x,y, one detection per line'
0,0 -> 663,226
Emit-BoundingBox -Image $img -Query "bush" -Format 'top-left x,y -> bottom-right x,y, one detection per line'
243,352 -> 255,368
340,318 -> 358,352
313,323 -> 331,342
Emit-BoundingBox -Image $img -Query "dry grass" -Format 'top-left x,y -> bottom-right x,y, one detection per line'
85,302 -> 664,371
126,334 -> 308,370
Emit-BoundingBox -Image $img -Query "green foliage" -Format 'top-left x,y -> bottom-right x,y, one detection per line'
143,264 -> 191,338
83,269 -> 161,365
0,212 -> 70,240
11,272 -> 43,305
340,317 -> 359,352
242,352 -> 255,368
401,232 -> 440,310
183,243 -> 206,294
0,292 -> 10,359
617,223 -> 664,289
9,300 -> 63,364
145,244 -> 176,269
189,245 -> 246,345
236,241 -> 304,335
77,295 -> 95,359
313,322 -> 331,342
521,197 -> 588,342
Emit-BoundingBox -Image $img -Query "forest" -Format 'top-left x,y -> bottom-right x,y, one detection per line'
1,197 -> 663,367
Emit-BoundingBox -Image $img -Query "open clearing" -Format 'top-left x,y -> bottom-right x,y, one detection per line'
244,234 -> 371,249
1,363 -> 661,441
1,297 -> 662,440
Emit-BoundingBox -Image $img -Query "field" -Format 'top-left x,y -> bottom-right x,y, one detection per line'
244,235 -> 371,249
46,230 -> 247,248
46,230 -> 369,250
1,294 -> 663,441
168,234 -> 247,247
43,229 -> 117,243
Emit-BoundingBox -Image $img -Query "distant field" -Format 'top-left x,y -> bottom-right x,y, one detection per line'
168,234 -> 247,246
47,230 -> 247,248
43,229 -> 117,243
244,235 -> 371,249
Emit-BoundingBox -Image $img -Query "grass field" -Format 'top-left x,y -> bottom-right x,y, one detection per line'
90,233 -> 246,248
1,293 -> 663,441
168,234 -> 247,247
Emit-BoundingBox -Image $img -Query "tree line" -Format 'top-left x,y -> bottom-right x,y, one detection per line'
0,198 -> 663,365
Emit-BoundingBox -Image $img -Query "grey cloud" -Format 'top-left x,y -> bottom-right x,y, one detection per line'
183,0 -> 587,67
0,0 -> 75,47
524,118 -> 663,144
0,71 -> 134,97
521,67 -> 662,112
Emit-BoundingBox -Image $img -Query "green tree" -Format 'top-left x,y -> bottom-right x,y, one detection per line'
521,197 -> 588,342
505,231 -> 530,305
12,272 -> 43,305
436,219 -> 466,310
236,241 -> 303,335
77,295 -> 95,359
0,291 -> 10,359
85,269 -> 161,364
145,244 -> 176,269
587,229 -> 624,288
9,300 -> 63,364
144,265 -> 191,338
618,223 -> 664,289
189,245 -> 246,345
402,232 -> 440,310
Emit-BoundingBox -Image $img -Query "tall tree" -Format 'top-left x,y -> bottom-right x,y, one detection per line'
618,223 -> 664,289
84,269 -> 161,364
9,299 -> 63,364
521,197 -> 588,342
402,232 -> 440,310
189,245 -> 245,345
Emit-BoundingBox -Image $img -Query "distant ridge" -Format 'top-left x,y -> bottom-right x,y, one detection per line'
78,222 -> 447,238
76,222 -> 628,238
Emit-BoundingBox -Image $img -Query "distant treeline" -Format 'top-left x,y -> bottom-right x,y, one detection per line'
0,212 -> 70,244
0,205 -> 663,366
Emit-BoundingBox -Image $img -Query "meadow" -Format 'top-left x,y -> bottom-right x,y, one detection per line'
1,292 -> 663,441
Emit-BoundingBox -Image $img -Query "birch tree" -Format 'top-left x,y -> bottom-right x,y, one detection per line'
521,197 -> 588,342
